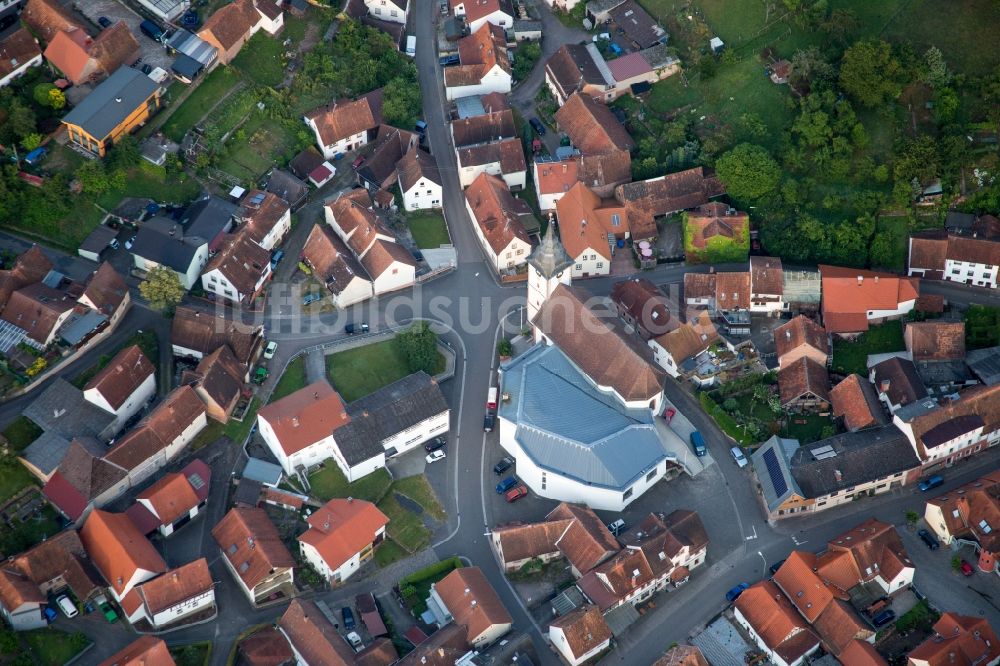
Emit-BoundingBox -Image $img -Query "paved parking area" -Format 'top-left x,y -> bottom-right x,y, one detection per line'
63,0 -> 174,71
900,527 -> 1000,619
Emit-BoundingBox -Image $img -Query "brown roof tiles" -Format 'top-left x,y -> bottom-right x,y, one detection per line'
909,384 -> 1000,458
135,558 -> 213,615
652,645 -> 710,666
0,245 -> 52,310
80,262 -> 128,316
433,567 -> 512,643
555,181 -> 627,262
734,580 -> 818,663
445,24 -> 510,88
908,230 -> 949,272
908,614 -> 1000,666
397,146 -> 442,191
84,344 -> 154,411
301,224 -> 370,294
830,374 -> 883,432
203,231 -> 271,298
683,273 -> 715,300
1,283 -> 75,344
750,256 -> 784,296
257,381 -> 349,456
549,605 -> 612,661
306,88 -> 383,147
778,357 -> 831,406
651,311 -> 719,366
0,29 -> 41,81
610,278 -> 676,337
277,599 -> 358,666
555,92 -> 635,154
451,109 -> 516,148
97,636 -> 175,666
171,306 -> 262,365
212,507 -> 295,590
544,44 -> 607,101
820,265 -> 919,334
199,0 -> 261,50
21,0 -> 80,43
774,315 -> 829,360
187,344 -> 245,417
457,137 -> 526,175
904,320 -> 966,361
465,173 -> 533,255
80,509 -> 167,596
240,190 -> 290,246
87,22 -> 139,77
714,271 -> 751,310
684,202 -> 748,250
547,503 -> 620,573
614,167 -> 725,228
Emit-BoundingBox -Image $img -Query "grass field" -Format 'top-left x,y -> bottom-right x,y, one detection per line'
407,211 -> 451,249
374,539 -> 408,567
215,115 -> 300,183
378,493 -> 431,553
21,629 -> 89,666
0,461 -> 37,505
392,475 -> 446,521
0,505 -> 61,557
96,161 -> 202,210
327,339 -> 443,402
308,464 -> 392,503
232,32 -> 286,87
1,416 -> 42,452
782,413 -> 834,444
270,356 -> 307,402
162,67 -> 241,142
831,320 -> 906,374
964,305 -> 1000,349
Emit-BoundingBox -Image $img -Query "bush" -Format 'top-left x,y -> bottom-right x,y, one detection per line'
498,338 -> 512,357
398,556 -> 463,588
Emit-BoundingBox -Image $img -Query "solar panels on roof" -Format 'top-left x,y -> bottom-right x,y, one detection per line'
249,192 -> 266,206
763,448 -> 788,497
188,473 -> 205,490
810,444 -> 837,460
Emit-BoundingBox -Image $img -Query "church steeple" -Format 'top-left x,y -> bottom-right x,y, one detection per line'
526,221 -> 573,331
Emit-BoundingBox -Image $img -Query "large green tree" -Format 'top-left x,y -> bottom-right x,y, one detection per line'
714,143 -> 782,202
839,39 -> 903,108
382,77 -> 422,130
395,322 -> 440,375
139,266 -> 185,312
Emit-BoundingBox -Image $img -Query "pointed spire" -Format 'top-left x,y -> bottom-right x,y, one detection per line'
528,222 -> 573,279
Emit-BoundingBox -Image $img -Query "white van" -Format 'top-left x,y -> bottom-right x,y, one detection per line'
56,595 -> 78,618
487,386 -> 498,410
405,35 -> 416,57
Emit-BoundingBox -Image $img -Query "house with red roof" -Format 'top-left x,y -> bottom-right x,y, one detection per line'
426,567 -> 512,648
465,172 -> 535,273
79,509 -> 167,602
908,225 -> 1000,289
297,498 -> 388,583
120,558 -> 215,630
449,0 -> 513,34
128,459 -> 210,537
819,265 -> 919,336
97,637 -> 175,666
907,613 -> 1000,666
923,469 -> 1000,575
444,24 -> 512,101
212,506 -> 296,605
256,380 -> 350,476
82,344 -> 155,433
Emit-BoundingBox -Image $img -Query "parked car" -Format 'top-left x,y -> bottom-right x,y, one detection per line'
270,249 -> 285,269
346,631 -> 363,649
125,235 -> 136,250
919,474 -> 944,491
529,117 -> 546,136
662,407 -> 676,423
341,607 -> 355,630
960,560 -> 974,576
505,485 -> 528,503
109,238 -> 120,250
438,54 -> 460,66
424,437 -> 446,452
607,518 -> 626,535
56,595 -> 78,618
140,63 -> 153,75
483,412 -> 495,432
97,16 -> 112,28
426,450 -> 446,464
496,476 -> 518,494
345,322 -> 370,335
264,341 -> 278,359
139,19 -> 164,42
95,594 -> 118,623
352,155 -> 366,169
414,120 -> 427,135
412,249 -> 424,262
730,446 -> 748,468
302,293 -> 323,306
872,609 -> 896,628
918,529 -> 940,550
493,456 -> 514,475
725,583 -> 749,602
690,431 -> 707,457
440,0 -> 448,13
43,606 -> 57,623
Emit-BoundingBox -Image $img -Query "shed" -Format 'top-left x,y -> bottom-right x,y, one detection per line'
171,53 -> 204,83
242,457 -> 283,486
709,37 -> 724,53
78,225 -> 118,262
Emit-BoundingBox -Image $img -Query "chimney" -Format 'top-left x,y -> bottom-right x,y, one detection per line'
880,379 -> 891,393
347,496 -> 353,503
464,587 -> 471,595
857,275 -> 863,285
834,469 -> 843,482
291,417 -> 300,427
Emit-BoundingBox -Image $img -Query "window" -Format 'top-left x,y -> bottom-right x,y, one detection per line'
623,488 -> 633,500
516,248 -> 524,255
611,214 -> 620,227
575,264 -> 582,270
596,262 -> 603,269
646,470 -> 656,482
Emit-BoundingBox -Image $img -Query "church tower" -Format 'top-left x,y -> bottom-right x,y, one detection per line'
526,222 -> 573,334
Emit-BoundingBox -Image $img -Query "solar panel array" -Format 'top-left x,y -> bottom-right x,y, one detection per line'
763,447 -> 788,496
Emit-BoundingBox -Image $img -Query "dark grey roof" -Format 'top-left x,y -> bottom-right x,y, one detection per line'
922,415 -> 985,449
528,224 -> 573,279
62,66 -> 160,141
915,359 -> 974,387
24,378 -> 116,442
789,425 -> 920,498
233,478 -> 262,506
79,225 -> 117,254
130,216 -> 201,272
335,372 -> 449,466
59,310 -> 109,346
945,211 -> 976,231
171,54 -> 204,79
182,196 -> 236,245
166,29 -> 217,67
242,457 -> 283,486
22,431 -> 71,476
966,346 -> 1000,386
750,435 -> 803,511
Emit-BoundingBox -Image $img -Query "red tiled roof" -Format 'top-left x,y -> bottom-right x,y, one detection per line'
549,605 -> 612,660
610,278 -> 676,337
714,271 -> 751,310
772,551 -> 841,623
306,89 -> 383,147
445,23 -> 510,87
555,181 -> 626,261
238,627 -> 293,666
606,52 -> 652,81
830,374 -> 882,432
433,567 -> 512,643
904,320 -> 966,361
212,506 -> 295,589
80,510 -> 166,596
820,265 -> 919,334
298,498 -> 388,571
199,0 -> 261,50
908,613 -> 1000,666
0,29 -> 41,81
774,315 -> 828,361
84,344 -> 154,411
750,255 -> 784,296
42,470 -> 90,521
21,0 -> 80,43
465,172 -> 532,255
839,639 -> 887,666
257,381 -> 350,456
778,356 -> 831,406
97,636 -> 174,666
135,558 -> 213,615
555,92 -> 635,154
534,157 -> 579,199
278,599 -> 356,665
734,580 -> 818,663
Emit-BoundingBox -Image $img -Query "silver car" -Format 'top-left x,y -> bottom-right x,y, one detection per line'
730,446 -> 748,468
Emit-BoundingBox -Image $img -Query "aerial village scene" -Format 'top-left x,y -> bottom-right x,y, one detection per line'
0,0 -> 998,664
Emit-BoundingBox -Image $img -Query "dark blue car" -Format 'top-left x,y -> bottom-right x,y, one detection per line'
496,476 -> 518,494
725,583 -> 749,602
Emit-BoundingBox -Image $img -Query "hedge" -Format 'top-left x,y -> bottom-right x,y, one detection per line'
398,556 -> 462,587
698,392 -> 752,445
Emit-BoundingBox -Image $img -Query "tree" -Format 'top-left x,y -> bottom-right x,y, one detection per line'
1,100 -> 36,143
790,47 -> 836,91
139,266 -> 185,311
33,83 -> 57,107
714,143 -> 781,202
839,40 -> 903,108
820,8 -> 859,46
381,77 -> 422,130
512,41 -> 541,81
923,46 -> 951,89
19,134 -> 43,152
106,136 -> 140,172
47,88 -> 66,110
395,321 -> 440,374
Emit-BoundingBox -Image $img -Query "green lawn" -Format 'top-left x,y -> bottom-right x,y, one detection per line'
162,67 -> 241,142
215,115 -> 301,183
270,356 -> 307,402
21,629 -> 90,666
169,642 -> 212,666
683,214 -> 750,263
0,505 -> 61,557
781,414 -> 835,445
327,339 -> 443,402
392,475 -> 446,521
95,161 -> 201,209
308,463 -> 392,503
407,211 -> 451,249
232,32 -> 286,87
377,493 -> 431,554
0,461 -> 37,505
374,539 -> 409,567
398,558 -> 462,614
831,321 -> 906,374
964,304 -> 1000,349
1,417 -> 42,452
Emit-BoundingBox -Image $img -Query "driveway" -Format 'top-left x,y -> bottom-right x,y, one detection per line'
64,0 -> 174,71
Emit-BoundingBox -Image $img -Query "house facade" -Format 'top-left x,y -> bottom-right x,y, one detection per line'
397,147 -> 443,211
908,228 -> 1000,289
426,567 -> 512,648
465,172 -> 533,273
304,89 -> 383,160
256,381 -> 348,476
297,498 -> 388,583
212,506 -> 296,605
61,66 -> 160,157
122,559 -> 215,629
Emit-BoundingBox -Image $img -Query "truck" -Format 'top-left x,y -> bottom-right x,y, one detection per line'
690,431 -> 706,457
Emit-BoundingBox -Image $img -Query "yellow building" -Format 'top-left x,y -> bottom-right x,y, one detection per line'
61,66 -> 161,157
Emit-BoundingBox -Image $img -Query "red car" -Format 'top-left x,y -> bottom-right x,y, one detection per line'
663,407 -> 676,423
504,485 -> 528,503
960,560 -> 974,576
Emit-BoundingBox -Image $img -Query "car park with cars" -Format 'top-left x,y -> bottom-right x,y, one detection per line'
493,457 -> 514,475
